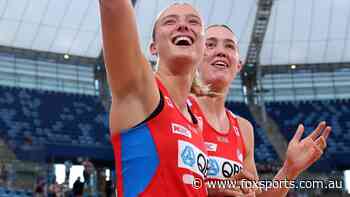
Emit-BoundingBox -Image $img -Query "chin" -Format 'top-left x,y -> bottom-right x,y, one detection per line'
210,75 -> 229,85
171,52 -> 197,65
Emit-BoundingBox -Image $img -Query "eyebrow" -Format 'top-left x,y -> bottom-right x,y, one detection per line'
161,14 -> 178,21
186,14 -> 201,21
207,37 -> 237,44
161,14 -> 201,22
224,39 -> 238,45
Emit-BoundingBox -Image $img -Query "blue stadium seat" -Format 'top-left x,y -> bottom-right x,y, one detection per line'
225,102 -> 279,163
226,99 -> 350,172
265,99 -> 350,171
0,85 -> 113,162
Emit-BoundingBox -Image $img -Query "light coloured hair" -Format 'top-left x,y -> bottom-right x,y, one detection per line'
190,70 -> 222,97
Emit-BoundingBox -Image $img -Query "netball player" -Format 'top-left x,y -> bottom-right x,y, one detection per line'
99,1 -> 210,196
189,25 -> 331,196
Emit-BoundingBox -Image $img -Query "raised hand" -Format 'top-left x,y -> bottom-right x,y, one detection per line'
283,121 -> 331,179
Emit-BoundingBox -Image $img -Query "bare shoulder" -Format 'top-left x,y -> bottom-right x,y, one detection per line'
235,115 -> 258,177
236,116 -> 254,135
235,115 -> 255,150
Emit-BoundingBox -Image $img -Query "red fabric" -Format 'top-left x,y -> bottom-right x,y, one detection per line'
111,78 -> 208,197
188,96 -> 246,181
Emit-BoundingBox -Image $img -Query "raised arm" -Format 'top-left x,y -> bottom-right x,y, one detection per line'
99,0 -> 159,132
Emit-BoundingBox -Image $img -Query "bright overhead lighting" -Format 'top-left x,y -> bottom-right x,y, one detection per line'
64,54 -> 70,60
291,64 -> 296,69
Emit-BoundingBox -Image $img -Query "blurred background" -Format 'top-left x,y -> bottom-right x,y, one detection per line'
0,0 -> 349,196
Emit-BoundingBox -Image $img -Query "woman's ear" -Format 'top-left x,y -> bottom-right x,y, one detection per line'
149,42 -> 158,56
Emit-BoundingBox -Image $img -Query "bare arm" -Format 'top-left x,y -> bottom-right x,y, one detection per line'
99,0 -> 159,132
256,122 -> 331,197
238,116 -> 300,197
237,116 -> 259,178
238,117 -> 292,197
236,117 -> 259,196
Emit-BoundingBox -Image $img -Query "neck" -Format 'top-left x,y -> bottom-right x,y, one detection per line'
198,94 -> 226,118
156,62 -> 194,113
198,88 -> 230,133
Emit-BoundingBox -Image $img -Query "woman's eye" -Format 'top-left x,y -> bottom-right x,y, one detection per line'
206,42 -> 215,48
227,44 -> 235,49
189,19 -> 200,25
164,19 -> 176,25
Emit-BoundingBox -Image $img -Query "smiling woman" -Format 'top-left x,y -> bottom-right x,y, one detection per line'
99,1 -> 208,196
189,24 -> 332,196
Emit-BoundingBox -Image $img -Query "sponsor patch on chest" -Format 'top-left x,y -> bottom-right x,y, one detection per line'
172,123 -> 192,138
204,142 -> 217,152
178,140 -> 208,178
207,156 -> 243,179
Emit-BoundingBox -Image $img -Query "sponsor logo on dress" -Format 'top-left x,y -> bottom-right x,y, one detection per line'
204,142 -> 217,152
178,140 -> 208,178
172,123 -> 192,138
207,156 -> 243,179
207,158 -> 220,176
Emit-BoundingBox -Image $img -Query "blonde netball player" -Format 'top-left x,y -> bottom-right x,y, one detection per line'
99,1 -> 211,196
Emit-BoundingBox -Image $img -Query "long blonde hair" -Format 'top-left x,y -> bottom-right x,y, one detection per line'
190,70 -> 223,97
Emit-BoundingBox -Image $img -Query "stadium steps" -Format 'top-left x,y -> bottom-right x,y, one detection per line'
0,138 -> 16,162
11,160 -> 39,189
0,138 -> 38,174
0,138 -> 40,189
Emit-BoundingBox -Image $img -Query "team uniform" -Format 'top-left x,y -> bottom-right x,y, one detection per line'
112,78 -> 208,197
188,97 -> 246,181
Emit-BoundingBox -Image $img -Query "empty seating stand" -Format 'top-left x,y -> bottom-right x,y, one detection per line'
0,85 -> 113,162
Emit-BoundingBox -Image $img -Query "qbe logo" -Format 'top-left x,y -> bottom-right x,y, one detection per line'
178,140 -> 208,177
206,156 -> 242,179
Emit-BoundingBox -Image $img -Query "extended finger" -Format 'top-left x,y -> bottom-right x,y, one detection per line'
321,126 -> 332,141
308,121 -> 326,141
292,124 -> 305,142
315,136 -> 327,150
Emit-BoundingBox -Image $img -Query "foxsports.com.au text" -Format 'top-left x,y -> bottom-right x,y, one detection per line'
192,178 -> 343,191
